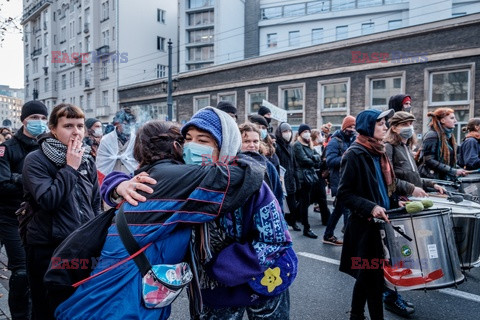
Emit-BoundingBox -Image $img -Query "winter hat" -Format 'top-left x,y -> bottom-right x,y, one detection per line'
342,115 -> 356,130
21,100 -> 48,122
249,114 -> 269,128
389,111 -> 416,127
279,122 -> 292,132
85,118 -> 100,129
258,106 -> 271,116
402,96 -> 411,105
113,109 -> 136,125
356,109 -> 394,137
181,108 -> 223,148
216,101 -> 237,117
388,94 -> 411,112
298,124 -> 311,135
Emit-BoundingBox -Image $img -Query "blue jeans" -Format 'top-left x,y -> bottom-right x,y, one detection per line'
200,289 -> 290,320
324,198 -> 350,239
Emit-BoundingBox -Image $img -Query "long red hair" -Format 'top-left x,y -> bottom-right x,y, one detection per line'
427,107 -> 456,165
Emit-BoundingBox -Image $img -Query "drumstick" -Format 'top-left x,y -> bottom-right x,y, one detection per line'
464,169 -> 480,174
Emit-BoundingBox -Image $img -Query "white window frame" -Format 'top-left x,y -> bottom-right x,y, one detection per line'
245,87 -> 269,121
365,71 -> 406,110
278,83 -> 306,125
318,78 -> 351,112
193,95 -> 210,113
217,91 -> 237,107
427,65 -> 473,107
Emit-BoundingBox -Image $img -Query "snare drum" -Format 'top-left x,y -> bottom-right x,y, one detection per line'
459,173 -> 480,198
382,208 -> 464,291
422,196 -> 480,268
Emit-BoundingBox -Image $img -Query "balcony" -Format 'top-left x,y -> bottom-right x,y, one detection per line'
31,47 -> 42,58
74,57 -> 82,66
21,0 -> 52,24
84,23 -> 89,33
96,45 -> 110,57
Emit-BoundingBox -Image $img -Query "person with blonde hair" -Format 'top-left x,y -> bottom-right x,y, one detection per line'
458,118 -> 480,170
418,108 -> 467,179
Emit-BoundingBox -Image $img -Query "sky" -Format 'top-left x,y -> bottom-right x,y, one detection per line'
0,0 -> 24,89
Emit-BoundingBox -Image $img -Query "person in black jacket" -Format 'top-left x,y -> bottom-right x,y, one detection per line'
458,118 -> 480,170
22,103 -> 102,320
293,124 -> 323,239
275,122 -> 301,231
0,100 -> 48,320
337,108 -> 395,320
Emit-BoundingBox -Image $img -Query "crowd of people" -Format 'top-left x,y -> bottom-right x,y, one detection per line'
0,94 -> 479,320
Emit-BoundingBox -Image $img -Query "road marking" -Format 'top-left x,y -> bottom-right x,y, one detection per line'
297,252 -> 340,265
298,251 -> 480,303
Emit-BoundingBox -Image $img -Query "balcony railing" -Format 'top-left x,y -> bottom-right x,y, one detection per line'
96,45 -> 110,57
22,0 -> 51,24
31,47 -> 42,57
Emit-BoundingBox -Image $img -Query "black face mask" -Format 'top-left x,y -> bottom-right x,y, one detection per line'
343,129 -> 355,137
265,117 -> 272,124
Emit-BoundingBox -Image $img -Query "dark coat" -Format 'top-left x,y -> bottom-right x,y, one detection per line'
0,128 -> 39,220
22,141 -> 102,246
385,142 -> 435,195
293,141 -> 321,186
420,129 -> 457,180
275,127 -> 297,194
337,143 -> 396,279
325,130 -> 355,196
458,136 -> 480,170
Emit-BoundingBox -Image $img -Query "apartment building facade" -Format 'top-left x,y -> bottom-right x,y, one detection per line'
0,85 -> 24,130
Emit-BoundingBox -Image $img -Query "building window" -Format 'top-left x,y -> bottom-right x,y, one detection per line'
369,76 -> 403,110
188,11 -> 214,26
289,31 -> 300,47
336,26 -> 348,40
44,77 -> 49,92
157,36 -> 165,51
307,1 -> 330,14
102,90 -> 108,106
188,29 -> 214,44
62,74 -> 66,90
86,93 -> 92,110
332,0 -> 355,11
312,28 -> 323,45
267,33 -> 277,48
261,7 -> 282,20
187,46 -> 214,61
102,1 -> 109,20
429,69 -> 470,105
362,23 -> 374,35
280,85 -> 305,126
156,64 -> 166,78
193,95 -> 210,112
218,92 -> 236,107
79,95 -> 84,109
79,69 -> 82,83
102,30 -> 109,46
388,20 -> 402,30
246,89 -> 267,115
102,60 -> 108,79
44,32 -> 48,47
157,9 -> 165,23
284,3 -> 305,17
112,89 -> 115,102
189,0 -> 215,9
320,81 -> 348,110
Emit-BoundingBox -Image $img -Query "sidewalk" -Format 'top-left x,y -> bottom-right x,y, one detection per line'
0,246 -> 11,320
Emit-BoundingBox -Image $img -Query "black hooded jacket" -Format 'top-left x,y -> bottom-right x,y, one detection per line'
0,127 -> 39,220
275,124 -> 297,194
388,94 -> 410,112
22,135 -> 102,246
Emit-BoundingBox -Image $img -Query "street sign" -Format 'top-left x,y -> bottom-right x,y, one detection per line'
262,99 -> 287,122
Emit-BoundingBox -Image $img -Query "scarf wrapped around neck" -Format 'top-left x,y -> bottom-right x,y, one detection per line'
466,131 -> 480,141
356,134 -> 396,196
41,137 -> 92,167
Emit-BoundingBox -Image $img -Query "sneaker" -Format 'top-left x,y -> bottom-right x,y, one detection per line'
385,296 -> 415,318
290,222 -> 301,231
322,236 -> 343,246
397,294 -> 415,308
303,229 -> 318,239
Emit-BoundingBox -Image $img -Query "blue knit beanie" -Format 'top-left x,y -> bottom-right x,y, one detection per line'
181,109 -> 222,148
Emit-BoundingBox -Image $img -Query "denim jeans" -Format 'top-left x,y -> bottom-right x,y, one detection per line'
0,216 -> 31,320
200,289 -> 290,320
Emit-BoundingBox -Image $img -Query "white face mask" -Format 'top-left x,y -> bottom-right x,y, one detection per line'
282,131 -> 292,141
93,128 -> 103,137
301,132 -> 311,140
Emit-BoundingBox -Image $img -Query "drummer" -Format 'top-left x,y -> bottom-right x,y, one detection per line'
417,108 -> 467,180
383,111 -> 446,317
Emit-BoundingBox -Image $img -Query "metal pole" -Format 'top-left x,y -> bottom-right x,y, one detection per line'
167,39 -> 173,121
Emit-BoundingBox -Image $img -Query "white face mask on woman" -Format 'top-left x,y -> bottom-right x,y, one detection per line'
301,132 -> 311,141
282,131 -> 292,141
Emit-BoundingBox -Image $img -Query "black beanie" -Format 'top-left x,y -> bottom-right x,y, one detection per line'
216,101 -> 237,116
85,118 -> 100,129
249,114 -> 269,128
21,100 -> 48,122
258,106 -> 271,116
298,124 -> 311,135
